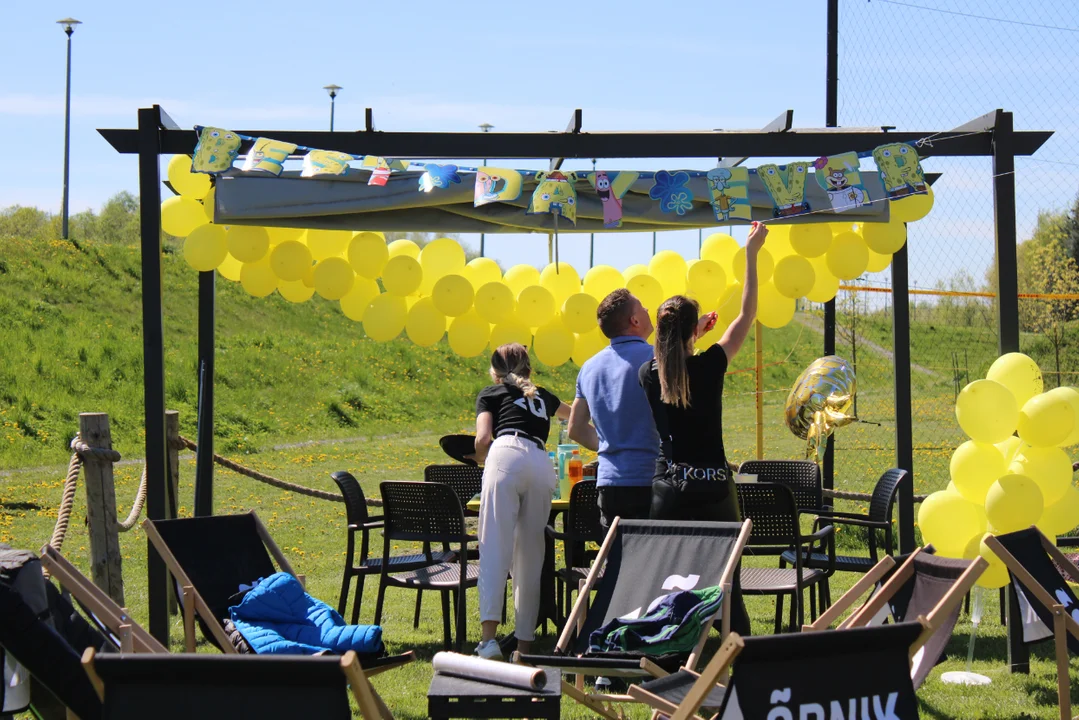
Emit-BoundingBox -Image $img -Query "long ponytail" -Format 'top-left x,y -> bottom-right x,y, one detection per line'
655,296 -> 699,408
489,343 -> 537,397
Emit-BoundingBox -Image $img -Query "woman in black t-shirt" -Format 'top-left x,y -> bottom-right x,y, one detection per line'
472,343 -> 571,659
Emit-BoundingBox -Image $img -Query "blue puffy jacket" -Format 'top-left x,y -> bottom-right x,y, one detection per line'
229,572 -> 383,656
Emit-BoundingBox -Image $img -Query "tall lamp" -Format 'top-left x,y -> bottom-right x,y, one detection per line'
57,17 -> 81,241
323,84 -> 342,131
478,122 -> 494,257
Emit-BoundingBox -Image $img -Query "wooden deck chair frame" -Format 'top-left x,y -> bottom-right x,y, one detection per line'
985,530 -> 1079,720
626,633 -> 744,720
518,517 -> 752,720
81,646 -> 394,720
38,544 -> 168,654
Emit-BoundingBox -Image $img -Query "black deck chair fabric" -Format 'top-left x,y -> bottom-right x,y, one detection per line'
996,528 -> 1079,655
634,668 -> 729,715
91,654 -> 352,720
716,623 -> 922,719
890,554 -> 970,688
521,520 -> 743,674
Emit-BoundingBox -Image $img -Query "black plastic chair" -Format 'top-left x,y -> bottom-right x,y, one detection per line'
332,471 -> 453,625
738,460 -> 827,515
737,482 -> 835,633
374,481 -> 479,652
424,464 -> 484,518
545,480 -> 604,621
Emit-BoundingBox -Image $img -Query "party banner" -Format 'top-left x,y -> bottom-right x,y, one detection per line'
528,170 -> 578,224
872,142 -> 928,199
587,171 -> 638,228
242,138 -> 297,176
757,162 -> 811,217
192,127 -> 241,174
706,167 -> 751,222
302,150 -> 353,177
418,164 -> 462,192
649,170 -> 694,215
474,167 -> 524,207
813,152 -> 869,213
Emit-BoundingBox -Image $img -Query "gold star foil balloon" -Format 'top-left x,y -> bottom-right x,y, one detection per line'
785,355 -> 858,463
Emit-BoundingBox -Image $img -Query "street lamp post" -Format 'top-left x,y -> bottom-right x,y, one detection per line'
478,123 -> 494,257
323,85 -> 342,131
57,18 -> 81,240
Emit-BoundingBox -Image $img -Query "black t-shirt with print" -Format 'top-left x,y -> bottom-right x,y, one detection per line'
639,343 -> 729,469
475,383 -> 561,442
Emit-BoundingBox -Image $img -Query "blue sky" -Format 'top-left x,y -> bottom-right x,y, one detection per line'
2,1 -> 1076,285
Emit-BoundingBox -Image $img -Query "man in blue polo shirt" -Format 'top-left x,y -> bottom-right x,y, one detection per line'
568,288 -> 659,529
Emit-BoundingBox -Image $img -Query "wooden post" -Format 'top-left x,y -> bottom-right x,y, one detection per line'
164,410 -> 180,615
79,413 -> 125,607
755,321 -> 764,460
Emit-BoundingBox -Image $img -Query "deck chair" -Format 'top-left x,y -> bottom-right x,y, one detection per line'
516,518 -> 751,720
630,622 -> 926,720
803,548 -> 987,688
38,545 -> 167,655
143,512 -> 413,673
81,646 -> 392,720
985,527 -> 1079,720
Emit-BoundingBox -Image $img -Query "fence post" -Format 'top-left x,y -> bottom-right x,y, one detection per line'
79,412 -> 125,607
165,409 -> 180,615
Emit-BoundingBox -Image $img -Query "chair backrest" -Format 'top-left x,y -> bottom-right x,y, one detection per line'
380,481 -> 467,544
567,480 -> 604,543
869,468 -> 908,523
716,623 -> 923,719
902,554 -> 975,688
145,513 -> 278,624
424,464 -> 484,508
735,483 -> 800,548
738,460 -> 823,512
91,654 -> 352,720
575,519 -> 746,653
330,471 -> 370,527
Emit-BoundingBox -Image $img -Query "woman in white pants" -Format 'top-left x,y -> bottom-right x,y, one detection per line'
473,343 -> 571,659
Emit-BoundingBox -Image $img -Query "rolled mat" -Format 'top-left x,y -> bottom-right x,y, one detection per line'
432,652 -> 547,691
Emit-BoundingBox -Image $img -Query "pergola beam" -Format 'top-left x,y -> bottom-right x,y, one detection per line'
549,109 -> 583,171
718,109 -> 794,168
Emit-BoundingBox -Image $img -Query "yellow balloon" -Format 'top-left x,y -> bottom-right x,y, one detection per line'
686,259 -> 727,300
864,247 -> 892,273
420,238 -> 467,278
917,490 -> 987,558
861,220 -> 907,255
732,247 -> 774,284
1049,386 -> 1079,446
448,311 -> 491,357
490,321 -> 532,350
890,185 -> 934,223
313,257 -> 355,300
200,187 -> 216,224
240,258 -> 278,298
649,251 -> 688,297
701,233 -> 739,270
694,320 -> 729,352
463,257 -> 502,289
1017,391 -> 1075,448
302,264 -> 316,289
573,328 -> 609,366
718,282 -> 743,325
976,533 -> 1011,589
996,435 -> 1024,464
278,280 -> 315,303
540,263 -> 582,306
432,274 -> 475,317
218,253 -> 243,282
387,239 -> 421,259
826,231 -> 869,280
985,473 -> 1044,534
987,353 -> 1043,410
363,294 -> 407,341
406,297 -> 448,347
949,440 -> 1006,504
583,265 -> 625,300
625,274 -> 664,316
348,232 -> 390,279
305,229 -> 351,261
270,240 -> 313,282
339,278 -> 380,321
562,293 -> 600,334
182,224 -> 228,272
956,379 -> 1019,444
623,264 -> 650,282
167,155 -> 211,200
789,224 -> 833,258
764,225 -> 794,259
267,226 -> 304,246
1009,445 -> 1072,506
474,282 -> 517,325
226,226 -> 270,263
805,256 -> 840,303
1038,486 -> 1079,537
534,321 -> 575,367
516,285 -> 557,328
772,255 -> 815,299
381,255 -> 423,296
757,282 -> 795,329
161,196 -> 207,238
504,264 -> 541,298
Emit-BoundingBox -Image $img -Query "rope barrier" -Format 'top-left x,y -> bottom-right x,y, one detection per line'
824,487 -> 927,504
47,445 -> 83,553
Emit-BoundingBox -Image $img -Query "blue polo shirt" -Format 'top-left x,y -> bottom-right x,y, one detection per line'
575,336 -> 660,487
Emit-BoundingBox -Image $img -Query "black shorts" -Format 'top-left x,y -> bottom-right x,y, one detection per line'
649,460 -> 741,522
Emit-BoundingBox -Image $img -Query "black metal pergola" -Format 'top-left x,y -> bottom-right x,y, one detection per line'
100,106 -> 1049,650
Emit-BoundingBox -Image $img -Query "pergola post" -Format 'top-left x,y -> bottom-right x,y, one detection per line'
891,240 -> 915,553
137,105 -> 172,645
194,270 -> 215,516
822,0 -> 839,495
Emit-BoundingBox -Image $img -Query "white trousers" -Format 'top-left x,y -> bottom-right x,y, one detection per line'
478,435 -> 555,641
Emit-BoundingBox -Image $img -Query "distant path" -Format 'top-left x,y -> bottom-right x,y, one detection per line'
794,313 -> 942,378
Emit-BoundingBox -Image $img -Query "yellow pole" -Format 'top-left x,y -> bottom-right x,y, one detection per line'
755,321 -> 764,460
